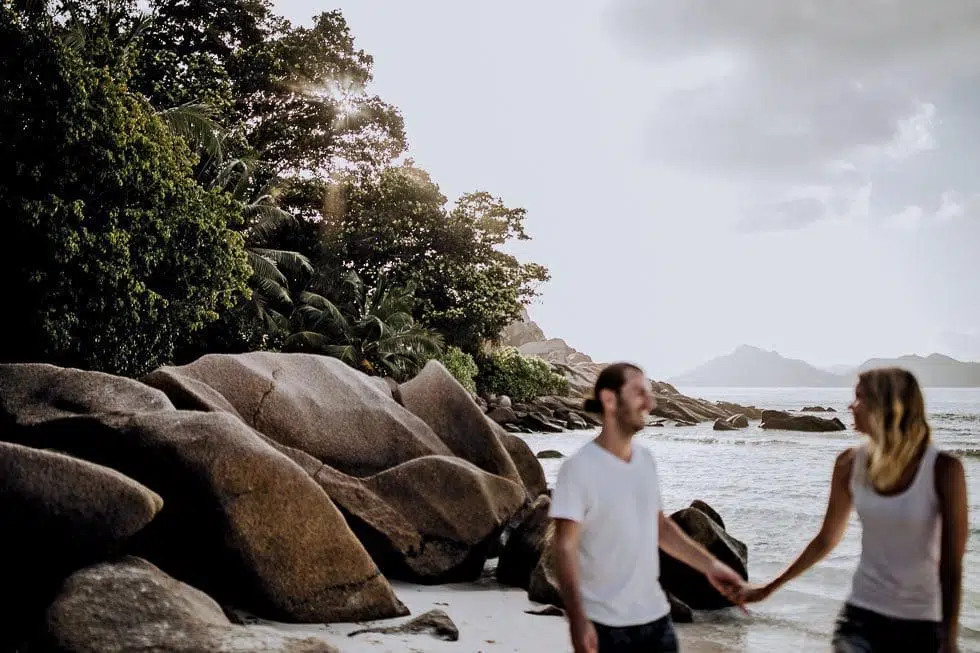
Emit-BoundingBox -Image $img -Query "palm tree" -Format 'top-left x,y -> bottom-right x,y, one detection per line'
286,271 -> 444,380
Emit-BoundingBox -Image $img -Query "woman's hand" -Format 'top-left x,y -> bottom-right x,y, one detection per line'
738,582 -> 775,604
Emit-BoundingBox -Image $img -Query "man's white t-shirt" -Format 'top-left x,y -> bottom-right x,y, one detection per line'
548,440 -> 671,627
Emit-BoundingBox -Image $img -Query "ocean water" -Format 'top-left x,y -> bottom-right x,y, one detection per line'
519,387 -> 980,652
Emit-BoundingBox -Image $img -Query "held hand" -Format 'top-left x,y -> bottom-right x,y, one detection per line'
706,560 -> 748,608
569,618 -> 598,653
738,582 -> 776,604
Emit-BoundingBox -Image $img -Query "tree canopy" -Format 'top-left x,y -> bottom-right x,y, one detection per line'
3,0 -> 552,385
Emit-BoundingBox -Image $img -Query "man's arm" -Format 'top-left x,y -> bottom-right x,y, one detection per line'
553,518 -> 588,626
657,511 -> 721,574
937,453 -> 968,651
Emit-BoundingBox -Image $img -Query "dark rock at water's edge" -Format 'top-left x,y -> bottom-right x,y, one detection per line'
713,413 -> 751,430
536,449 -> 564,459
727,414 -> 750,428
497,494 -> 744,622
760,409 -> 846,432
659,501 -> 748,610
668,594 -> 694,623
496,495 -> 551,590
801,405 -> 836,412
690,500 -> 726,531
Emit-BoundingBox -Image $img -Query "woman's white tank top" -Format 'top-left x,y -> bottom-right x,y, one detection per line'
847,442 -> 942,622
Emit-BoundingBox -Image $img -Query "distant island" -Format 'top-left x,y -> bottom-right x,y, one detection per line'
669,345 -> 980,388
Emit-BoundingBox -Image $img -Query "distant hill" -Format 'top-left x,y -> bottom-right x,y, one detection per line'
671,346 -> 980,388
852,353 -> 980,388
669,345 -> 846,387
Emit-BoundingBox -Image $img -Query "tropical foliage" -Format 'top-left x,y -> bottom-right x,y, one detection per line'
476,347 -> 569,403
0,2 -> 250,377
285,272 -> 443,381
438,347 -> 479,393
3,0 -> 553,396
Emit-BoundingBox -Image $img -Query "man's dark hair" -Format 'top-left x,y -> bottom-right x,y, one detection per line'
582,362 -> 644,413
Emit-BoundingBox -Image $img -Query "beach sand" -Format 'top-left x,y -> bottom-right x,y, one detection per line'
256,570 -> 743,653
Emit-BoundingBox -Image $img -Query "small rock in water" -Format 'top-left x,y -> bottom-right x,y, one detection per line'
348,609 -> 459,641
536,449 -> 564,459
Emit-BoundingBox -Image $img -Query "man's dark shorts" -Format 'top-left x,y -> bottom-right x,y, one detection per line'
832,603 -> 941,653
592,615 -> 679,653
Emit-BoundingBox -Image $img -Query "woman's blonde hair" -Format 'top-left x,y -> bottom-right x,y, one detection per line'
858,367 -> 931,492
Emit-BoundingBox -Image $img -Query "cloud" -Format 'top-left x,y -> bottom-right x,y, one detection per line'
737,182 -> 871,233
882,189 -> 977,231
608,0 -> 980,229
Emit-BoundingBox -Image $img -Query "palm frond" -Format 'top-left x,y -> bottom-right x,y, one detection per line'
158,102 -> 224,164
249,247 -> 313,278
251,272 -> 291,308
285,333 -> 357,364
60,23 -> 87,52
376,329 -> 444,357
119,11 -> 154,55
246,250 -> 288,288
243,203 -> 296,242
212,158 -> 251,194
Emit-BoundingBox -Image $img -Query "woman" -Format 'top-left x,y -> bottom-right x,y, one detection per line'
741,367 -> 968,652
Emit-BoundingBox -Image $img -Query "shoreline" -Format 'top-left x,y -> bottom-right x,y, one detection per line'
257,568 -> 746,653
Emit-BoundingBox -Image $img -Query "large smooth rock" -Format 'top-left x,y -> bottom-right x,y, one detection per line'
0,363 -> 173,425
760,410 -> 845,432
143,352 -> 452,476
353,455 -> 525,583
4,411 -> 407,623
0,442 -> 163,647
659,506 -> 748,610
399,360 -> 520,484
45,557 -> 340,653
498,431 -> 548,499
712,418 -> 737,431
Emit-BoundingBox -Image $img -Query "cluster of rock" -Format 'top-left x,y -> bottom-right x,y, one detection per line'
713,409 -> 845,432
0,352 -> 749,651
482,371 -> 768,434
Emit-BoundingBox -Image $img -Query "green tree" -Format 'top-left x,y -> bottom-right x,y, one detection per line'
0,2 -> 251,377
130,2 -> 406,189
321,164 -> 550,353
286,271 -> 444,381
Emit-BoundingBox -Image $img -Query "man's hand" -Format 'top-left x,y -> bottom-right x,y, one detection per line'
569,617 -> 598,653
706,560 -> 748,607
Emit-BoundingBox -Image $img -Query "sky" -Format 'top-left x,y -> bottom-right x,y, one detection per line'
273,0 -> 980,378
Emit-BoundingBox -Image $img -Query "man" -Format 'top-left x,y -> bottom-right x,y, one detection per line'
550,362 -> 746,653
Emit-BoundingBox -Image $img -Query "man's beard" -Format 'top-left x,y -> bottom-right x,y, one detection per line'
614,404 -> 643,435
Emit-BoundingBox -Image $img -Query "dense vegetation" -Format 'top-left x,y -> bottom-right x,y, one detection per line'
1,0 -> 563,398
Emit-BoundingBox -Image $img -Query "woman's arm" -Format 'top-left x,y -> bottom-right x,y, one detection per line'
936,453 -> 968,651
743,448 -> 855,601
